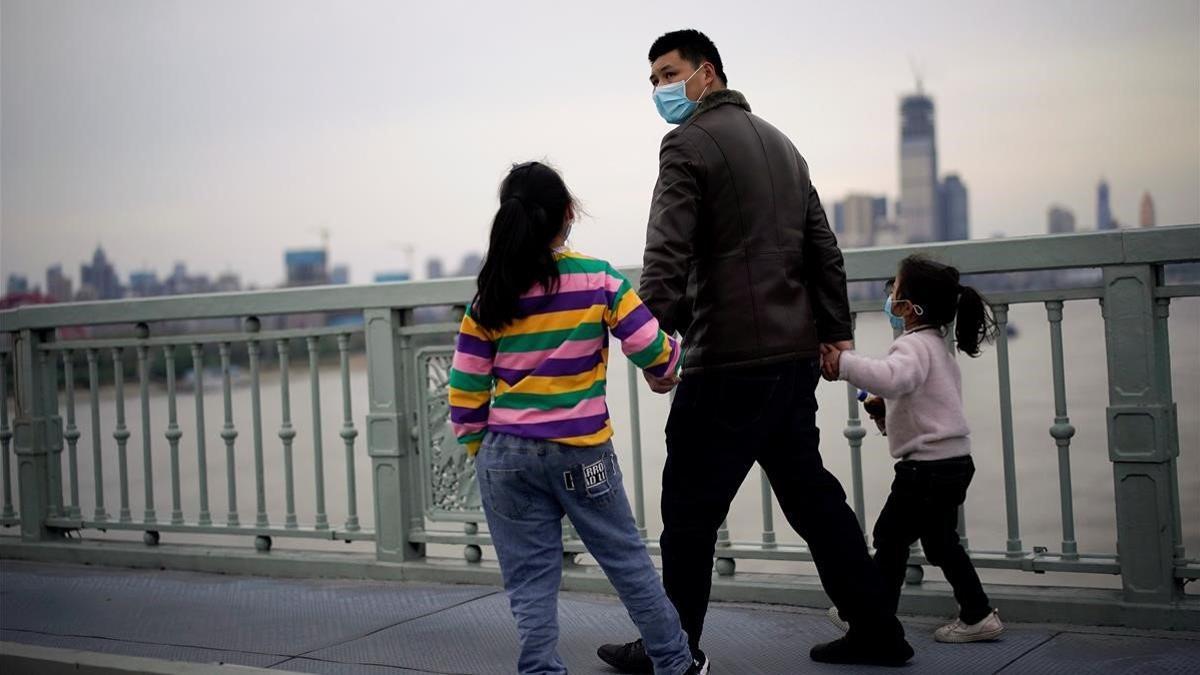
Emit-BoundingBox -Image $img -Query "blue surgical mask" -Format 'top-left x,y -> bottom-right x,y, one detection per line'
653,65 -> 709,124
883,296 -> 906,331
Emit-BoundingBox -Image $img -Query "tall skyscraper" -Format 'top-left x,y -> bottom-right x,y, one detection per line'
940,174 -> 969,241
1096,179 -> 1114,230
1139,192 -> 1155,228
81,246 -> 122,299
46,264 -> 73,302
1048,205 -> 1076,234
838,194 -> 887,248
426,258 -> 446,280
898,92 -> 939,243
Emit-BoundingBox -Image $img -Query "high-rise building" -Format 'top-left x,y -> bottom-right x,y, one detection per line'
832,201 -> 844,235
940,174 -> 969,241
1139,192 -> 1155,228
330,265 -> 350,285
80,246 -> 122,299
426,258 -> 446,280
1048,205 -> 1076,234
285,249 -> 329,286
1096,179 -> 1114,230
46,264 -> 73,302
214,272 -> 241,292
128,270 -> 161,297
374,271 -> 411,283
457,253 -> 483,277
6,274 -> 29,295
898,92 -> 939,243
838,194 -> 887,248
873,220 -> 904,247
871,197 -> 887,234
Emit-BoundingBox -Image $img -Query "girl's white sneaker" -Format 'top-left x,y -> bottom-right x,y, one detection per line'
933,609 -> 1005,643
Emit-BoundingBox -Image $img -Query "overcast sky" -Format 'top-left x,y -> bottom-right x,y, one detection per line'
3,0 -> 1198,288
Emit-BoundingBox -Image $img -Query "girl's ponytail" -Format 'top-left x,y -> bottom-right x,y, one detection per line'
472,162 -> 575,332
954,284 -> 998,357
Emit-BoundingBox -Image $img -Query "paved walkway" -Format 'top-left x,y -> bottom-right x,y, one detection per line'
1,560 -> 1198,674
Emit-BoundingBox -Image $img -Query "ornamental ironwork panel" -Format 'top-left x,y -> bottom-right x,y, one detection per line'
416,346 -> 482,521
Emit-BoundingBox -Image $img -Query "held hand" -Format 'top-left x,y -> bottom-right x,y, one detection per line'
863,395 -> 887,435
643,371 -> 680,394
819,343 -> 843,381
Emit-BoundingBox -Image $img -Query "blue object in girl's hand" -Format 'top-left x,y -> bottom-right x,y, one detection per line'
857,390 -> 870,402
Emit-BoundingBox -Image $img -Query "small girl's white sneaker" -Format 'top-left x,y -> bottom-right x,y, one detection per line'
934,609 -> 1005,643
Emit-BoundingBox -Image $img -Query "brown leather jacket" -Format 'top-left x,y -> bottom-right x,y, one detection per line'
639,89 -> 853,374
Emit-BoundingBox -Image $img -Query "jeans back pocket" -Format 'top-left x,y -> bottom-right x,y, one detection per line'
566,453 -> 620,507
481,467 -> 535,521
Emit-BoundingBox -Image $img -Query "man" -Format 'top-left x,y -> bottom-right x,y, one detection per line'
597,29 -> 914,669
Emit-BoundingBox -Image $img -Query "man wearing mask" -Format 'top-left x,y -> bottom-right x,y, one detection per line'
597,29 -> 914,670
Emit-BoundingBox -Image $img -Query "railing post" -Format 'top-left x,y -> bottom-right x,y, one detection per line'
11,329 -> 65,541
1153,297 -> 1185,565
1100,264 -> 1182,603
364,308 -> 425,562
1,350 -> 17,522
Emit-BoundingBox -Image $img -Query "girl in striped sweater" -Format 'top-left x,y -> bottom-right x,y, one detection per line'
449,162 -> 705,675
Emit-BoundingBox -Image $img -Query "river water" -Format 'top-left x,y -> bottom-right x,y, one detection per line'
20,298 -> 1198,591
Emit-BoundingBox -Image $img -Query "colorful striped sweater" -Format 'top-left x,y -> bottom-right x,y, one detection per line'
448,250 -> 682,455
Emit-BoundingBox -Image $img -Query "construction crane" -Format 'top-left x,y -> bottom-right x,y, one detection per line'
308,226 -> 330,253
384,241 -> 415,277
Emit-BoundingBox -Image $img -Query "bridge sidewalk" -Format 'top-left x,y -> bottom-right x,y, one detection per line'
2,559 -> 1197,674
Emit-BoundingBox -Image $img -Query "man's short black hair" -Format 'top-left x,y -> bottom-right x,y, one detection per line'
648,29 -> 727,85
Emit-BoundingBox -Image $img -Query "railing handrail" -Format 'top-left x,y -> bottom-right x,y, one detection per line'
2,225 -> 1197,332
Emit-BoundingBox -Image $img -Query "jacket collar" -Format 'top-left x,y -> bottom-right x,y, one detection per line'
692,89 -> 751,119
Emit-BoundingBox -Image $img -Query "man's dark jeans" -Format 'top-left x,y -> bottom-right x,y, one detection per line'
873,455 -> 992,625
660,358 -> 904,649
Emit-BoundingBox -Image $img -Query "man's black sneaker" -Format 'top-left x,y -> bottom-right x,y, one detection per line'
597,638 -> 653,673
810,634 -> 914,667
684,650 -> 711,674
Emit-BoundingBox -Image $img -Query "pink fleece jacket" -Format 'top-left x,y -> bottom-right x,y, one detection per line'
838,328 -> 971,461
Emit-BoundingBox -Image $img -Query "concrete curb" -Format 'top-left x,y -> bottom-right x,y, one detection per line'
3,538 -> 1197,630
0,642 -> 299,675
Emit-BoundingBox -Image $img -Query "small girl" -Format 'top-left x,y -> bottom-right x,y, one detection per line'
449,161 -> 706,675
826,254 -> 1005,643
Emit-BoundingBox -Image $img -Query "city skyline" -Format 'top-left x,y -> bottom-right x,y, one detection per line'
2,169 -> 1175,302
3,1 -> 1198,287
9,64 -> 1178,301
3,241 -> 485,302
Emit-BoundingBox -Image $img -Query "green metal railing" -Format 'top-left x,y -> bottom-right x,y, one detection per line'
1,225 -> 1197,609
0,325 -> 376,550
